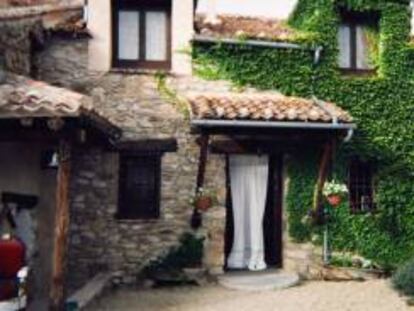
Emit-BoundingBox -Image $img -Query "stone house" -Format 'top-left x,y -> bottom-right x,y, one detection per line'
1,0 -> 414,309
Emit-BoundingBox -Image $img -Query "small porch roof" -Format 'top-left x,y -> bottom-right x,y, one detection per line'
0,75 -> 122,139
186,92 -> 356,131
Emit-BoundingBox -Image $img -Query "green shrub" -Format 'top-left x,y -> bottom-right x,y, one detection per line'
392,259 -> 414,296
143,232 -> 204,276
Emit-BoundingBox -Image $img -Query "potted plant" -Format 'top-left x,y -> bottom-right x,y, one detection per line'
192,188 -> 216,212
323,180 -> 349,207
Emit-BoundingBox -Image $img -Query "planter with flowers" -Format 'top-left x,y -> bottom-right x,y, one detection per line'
191,188 -> 217,212
323,180 -> 349,207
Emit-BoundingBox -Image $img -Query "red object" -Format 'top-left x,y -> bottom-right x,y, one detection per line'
327,194 -> 342,207
195,196 -> 213,212
0,238 -> 25,301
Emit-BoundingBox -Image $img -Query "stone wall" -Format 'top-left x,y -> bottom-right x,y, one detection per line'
0,2 -> 82,76
36,38 -> 214,289
0,18 -> 43,75
35,36 -> 326,289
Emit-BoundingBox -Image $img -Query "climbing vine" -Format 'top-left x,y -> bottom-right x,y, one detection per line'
193,0 -> 414,268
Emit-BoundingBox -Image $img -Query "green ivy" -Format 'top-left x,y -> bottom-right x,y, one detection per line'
193,0 -> 414,268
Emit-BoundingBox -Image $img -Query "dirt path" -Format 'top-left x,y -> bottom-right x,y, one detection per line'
87,279 -> 411,311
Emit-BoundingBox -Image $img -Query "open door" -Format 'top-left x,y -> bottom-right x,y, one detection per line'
225,154 -> 283,270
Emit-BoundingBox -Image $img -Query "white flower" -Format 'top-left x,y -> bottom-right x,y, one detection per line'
323,180 -> 349,196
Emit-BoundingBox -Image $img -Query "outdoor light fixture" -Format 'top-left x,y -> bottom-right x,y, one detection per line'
41,150 -> 59,169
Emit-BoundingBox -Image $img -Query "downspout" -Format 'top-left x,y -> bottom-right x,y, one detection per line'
310,46 -> 355,142
83,0 -> 88,24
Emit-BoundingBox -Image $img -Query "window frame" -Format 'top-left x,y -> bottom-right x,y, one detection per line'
348,158 -> 376,214
112,0 -> 172,70
338,10 -> 379,75
117,152 -> 162,220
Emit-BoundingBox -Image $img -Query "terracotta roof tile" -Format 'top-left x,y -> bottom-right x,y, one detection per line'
0,74 -> 121,137
195,14 -> 300,42
185,92 -> 353,124
0,0 -> 82,20
0,76 -> 91,118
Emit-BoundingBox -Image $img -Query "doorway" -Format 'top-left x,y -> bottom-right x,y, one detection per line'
225,154 -> 283,270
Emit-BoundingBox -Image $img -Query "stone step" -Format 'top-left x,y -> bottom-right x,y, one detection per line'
217,270 -> 300,291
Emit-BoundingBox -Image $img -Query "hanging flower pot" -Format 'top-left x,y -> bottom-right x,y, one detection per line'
327,194 -> 342,207
195,196 -> 213,212
192,188 -> 217,212
323,180 -> 348,208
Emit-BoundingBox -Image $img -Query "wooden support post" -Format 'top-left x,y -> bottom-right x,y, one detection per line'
313,141 -> 332,212
50,140 -> 71,311
191,134 -> 209,229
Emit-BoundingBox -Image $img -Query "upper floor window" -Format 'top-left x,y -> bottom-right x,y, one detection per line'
113,0 -> 172,70
337,10 -> 379,73
348,158 -> 376,213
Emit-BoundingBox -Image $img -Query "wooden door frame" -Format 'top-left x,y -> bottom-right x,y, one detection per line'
224,153 -> 284,270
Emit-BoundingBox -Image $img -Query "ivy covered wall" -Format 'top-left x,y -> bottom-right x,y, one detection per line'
193,0 -> 414,268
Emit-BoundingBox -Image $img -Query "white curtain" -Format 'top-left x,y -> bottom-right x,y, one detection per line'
338,24 -> 351,68
145,11 -> 168,61
356,25 -> 373,70
118,10 -> 140,60
227,155 -> 269,271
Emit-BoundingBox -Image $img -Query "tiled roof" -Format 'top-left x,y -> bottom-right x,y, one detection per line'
0,77 -> 90,118
185,92 -> 353,124
0,0 -> 82,20
195,14 -> 300,42
0,75 -> 121,137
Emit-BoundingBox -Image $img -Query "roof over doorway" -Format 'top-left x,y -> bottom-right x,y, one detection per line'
0,74 -> 122,140
185,91 -> 355,131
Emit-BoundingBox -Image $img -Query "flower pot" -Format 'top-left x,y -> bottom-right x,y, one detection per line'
195,196 -> 212,212
327,194 -> 342,207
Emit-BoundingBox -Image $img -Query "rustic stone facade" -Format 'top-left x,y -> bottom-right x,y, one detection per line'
0,2 -> 82,76
34,37 -> 227,289
0,18 -> 43,75
33,35 -> 326,290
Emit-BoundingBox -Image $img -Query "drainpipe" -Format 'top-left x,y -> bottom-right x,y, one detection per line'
83,0 -> 88,24
314,46 -> 323,65
343,128 -> 354,143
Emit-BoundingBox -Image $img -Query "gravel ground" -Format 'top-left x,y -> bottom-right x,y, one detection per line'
88,280 -> 411,311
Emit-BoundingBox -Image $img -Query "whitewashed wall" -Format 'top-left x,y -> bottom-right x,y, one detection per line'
87,0 -> 193,74
197,0 -> 298,19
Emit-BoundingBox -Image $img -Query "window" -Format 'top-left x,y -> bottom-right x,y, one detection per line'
118,154 -> 161,219
113,0 -> 171,70
348,158 -> 376,213
337,10 -> 379,73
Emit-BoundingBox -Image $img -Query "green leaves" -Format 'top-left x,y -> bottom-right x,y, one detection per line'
193,0 -> 414,268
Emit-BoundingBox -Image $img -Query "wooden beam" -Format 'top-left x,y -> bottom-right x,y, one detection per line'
313,142 -> 332,212
50,139 -> 72,311
191,134 -> 209,229
114,139 -> 178,153
196,134 -> 210,189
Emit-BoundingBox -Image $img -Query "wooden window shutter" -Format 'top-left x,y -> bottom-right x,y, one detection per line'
118,154 -> 161,219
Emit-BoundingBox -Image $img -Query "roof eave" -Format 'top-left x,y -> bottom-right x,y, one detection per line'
191,119 -> 357,130
193,34 -> 320,51
81,112 -> 122,141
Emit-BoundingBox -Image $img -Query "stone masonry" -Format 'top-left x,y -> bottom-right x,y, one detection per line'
34,35 -> 325,289
35,37 -> 229,289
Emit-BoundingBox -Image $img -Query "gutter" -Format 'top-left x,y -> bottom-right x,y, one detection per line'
193,35 -> 324,64
191,119 -> 356,130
